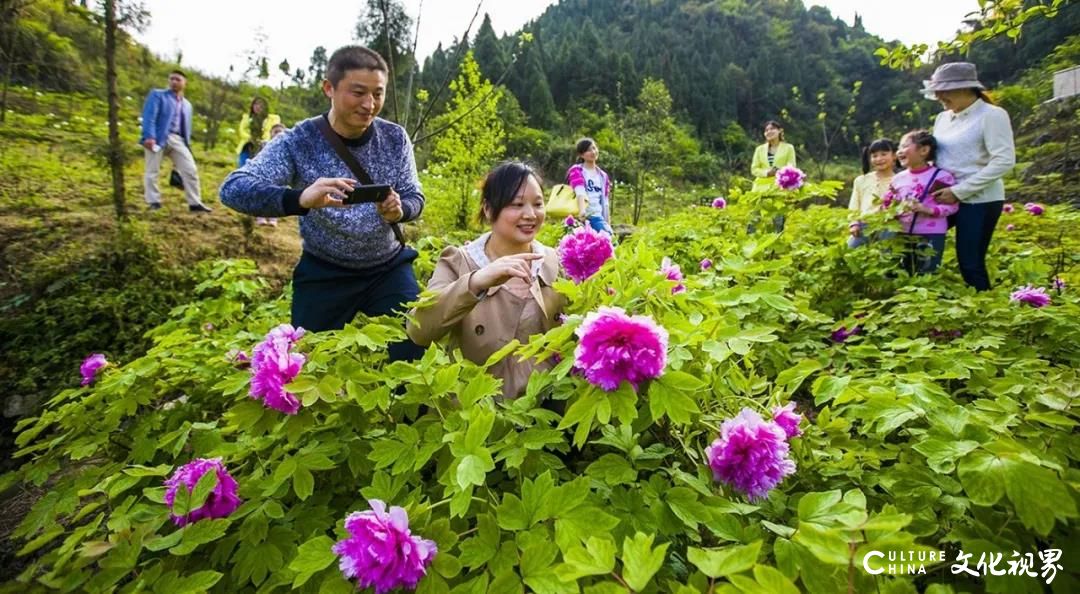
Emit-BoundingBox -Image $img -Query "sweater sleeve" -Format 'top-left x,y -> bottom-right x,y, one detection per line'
777,143 -> 797,169
566,165 -> 587,199
407,247 -> 482,346
219,131 -> 308,217
951,107 -> 1016,202
750,145 -> 770,178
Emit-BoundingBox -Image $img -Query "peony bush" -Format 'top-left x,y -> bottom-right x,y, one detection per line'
3,198 -> 1079,593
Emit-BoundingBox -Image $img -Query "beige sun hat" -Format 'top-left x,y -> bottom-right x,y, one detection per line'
922,62 -> 986,99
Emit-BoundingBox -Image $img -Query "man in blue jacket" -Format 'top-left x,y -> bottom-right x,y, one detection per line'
139,70 -> 212,212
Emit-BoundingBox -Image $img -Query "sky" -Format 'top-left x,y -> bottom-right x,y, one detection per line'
134,0 -> 982,84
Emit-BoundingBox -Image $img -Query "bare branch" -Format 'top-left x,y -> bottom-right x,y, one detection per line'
409,0 -> 483,138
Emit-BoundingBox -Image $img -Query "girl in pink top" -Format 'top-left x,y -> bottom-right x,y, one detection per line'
882,129 -> 958,275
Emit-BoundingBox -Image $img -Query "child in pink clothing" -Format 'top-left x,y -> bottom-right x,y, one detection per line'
881,130 -> 959,274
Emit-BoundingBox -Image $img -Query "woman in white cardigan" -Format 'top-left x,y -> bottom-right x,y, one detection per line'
925,62 -> 1016,291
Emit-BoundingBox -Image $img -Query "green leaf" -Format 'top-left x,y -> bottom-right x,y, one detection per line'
172,571 -> 223,593
458,514 -> 500,569
621,533 -> 669,591
289,536 -> 336,588
497,494 -> 528,531
1003,459 -> 1077,536
797,491 -> 842,524
456,455 -> 488,490
792,524 -> 848,565
912,439 -> 981,473
556,537 -> 617,582
293,467 -> 315,501
170,519 -> 231,556
687,541 -> 761,578
585,454 -> 637,486
775,359 -> 822,394
665,487 -> 710,530
464,409 -> 495,452
957,451 -> 1006,506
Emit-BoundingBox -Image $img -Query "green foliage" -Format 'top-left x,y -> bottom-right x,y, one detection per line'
428,51 -> 506,230
4,190 -> 1079,592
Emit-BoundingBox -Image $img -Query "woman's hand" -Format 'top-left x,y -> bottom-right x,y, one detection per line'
468,253 -> 545,294
766,167 -> 778,177
932,187 -> 959,204
299,177 -> 356,209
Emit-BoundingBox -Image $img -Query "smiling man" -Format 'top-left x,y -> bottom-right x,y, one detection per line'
220,46 -> 425,360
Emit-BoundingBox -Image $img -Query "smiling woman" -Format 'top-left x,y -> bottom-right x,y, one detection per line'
407,161 -> 567,400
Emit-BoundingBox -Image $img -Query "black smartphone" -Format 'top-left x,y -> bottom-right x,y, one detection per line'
343,184 -> 391,205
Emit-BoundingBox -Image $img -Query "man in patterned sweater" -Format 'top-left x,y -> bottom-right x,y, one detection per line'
220,46 -> 425,361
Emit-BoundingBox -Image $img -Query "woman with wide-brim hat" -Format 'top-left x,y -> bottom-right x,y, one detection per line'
925,62 -> 1016,291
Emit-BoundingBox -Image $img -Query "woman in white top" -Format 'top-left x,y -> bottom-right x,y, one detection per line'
925,62 -> 1016,291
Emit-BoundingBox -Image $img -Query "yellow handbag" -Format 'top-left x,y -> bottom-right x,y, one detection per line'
546,184 -> 580,218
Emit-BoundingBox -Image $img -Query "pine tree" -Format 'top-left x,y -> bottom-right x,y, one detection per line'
472,14 -> 508,84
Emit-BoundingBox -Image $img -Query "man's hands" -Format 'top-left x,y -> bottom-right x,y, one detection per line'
299,177 -> 355,209
376,190 -> 403,223
468,253 -> 545,294
298,179 -> 404,223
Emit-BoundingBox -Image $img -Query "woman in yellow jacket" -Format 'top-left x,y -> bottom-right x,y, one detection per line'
236,96 -> 282,225
750,120 -> 796,192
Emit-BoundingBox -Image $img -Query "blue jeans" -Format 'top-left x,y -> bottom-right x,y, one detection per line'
291,248 -> 425,361
900,233 -> 946,275
951,201 -> 1003,291
587,216 -> 612,234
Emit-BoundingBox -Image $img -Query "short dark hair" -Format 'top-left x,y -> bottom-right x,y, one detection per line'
169,69 -> 186,79
861,138 -> 897,174
763,120 -> 785,141
575,137 -> 596,163
479,161 -> 544,224
903,129 -> 937,163
326,46 -> 388,87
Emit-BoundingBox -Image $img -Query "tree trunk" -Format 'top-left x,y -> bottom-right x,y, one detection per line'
0,13 -> 20,124
401,0 -> 423,130
104,0 -> 126,220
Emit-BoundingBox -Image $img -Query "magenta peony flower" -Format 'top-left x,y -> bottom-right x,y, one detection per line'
775,166 -> 806,191
705,408 -> 796,501
700,258 -> 713,271
1024,202 -> 1044,216
80,353 -> 107,386
164,458 -> 241,526
772,402 -> 802,438
564,215 -> 576,228
1006,224 -> 1015,231
660,257 -> 686,294
1002,203 -> 1014,213
558,226 -> 614,283
250,324 -> 306,414
830,325 -> 861,343
1052,277 -> 1066,291
1010,285 -> 1051,308
711,197 -> 727,209
574,306 -> 668,391
333,500 -> 437,594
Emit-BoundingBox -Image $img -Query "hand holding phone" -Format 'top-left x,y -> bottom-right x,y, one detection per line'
343,184 -> 392,205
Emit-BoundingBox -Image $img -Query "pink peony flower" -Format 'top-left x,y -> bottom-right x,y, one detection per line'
564,215 -> 576,228
1024,202 -> 1044,216
1052,277 -> 1066,291
333,500 -> 437,594
558,226 -> 614,283
164,458 -> 241,526
1002,203 -> 1014,214
705,408 -> 796,501
1010,285 -> 1051,308
711,197 -> 727,209
660,257 -> 686,294
250,324 -> 306,414
1006,224 -> 1015,231
80,353 -> 107,386
830,325 -> 861,343
775,166 -> 806,191
700,258 -> 713,271
772,402 -> 802,438
574,306 -> 668,392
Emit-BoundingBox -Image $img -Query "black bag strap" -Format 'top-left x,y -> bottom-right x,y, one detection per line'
315,116 -> 406,246
907,167 -> 941,233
